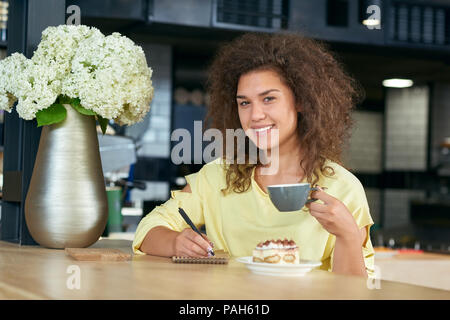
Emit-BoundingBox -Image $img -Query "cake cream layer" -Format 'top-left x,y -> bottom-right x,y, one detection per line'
252,248 -> 299,264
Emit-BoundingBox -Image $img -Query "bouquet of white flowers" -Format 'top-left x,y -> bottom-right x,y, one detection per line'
0,24 -> 154,132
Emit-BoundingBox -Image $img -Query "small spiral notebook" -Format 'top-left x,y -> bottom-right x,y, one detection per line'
172,250 -> 229,264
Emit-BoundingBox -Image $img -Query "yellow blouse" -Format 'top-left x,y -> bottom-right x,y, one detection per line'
133,157 -> 375,277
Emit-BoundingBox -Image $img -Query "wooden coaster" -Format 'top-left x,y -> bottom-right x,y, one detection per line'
65,248 -> 131,261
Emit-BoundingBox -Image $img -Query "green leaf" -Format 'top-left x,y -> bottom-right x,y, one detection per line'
97,115 -> 109,135
57,95 -> 72,105
36,104 -> 67,127
71,101 -> 96,116
57,95 -> 95,116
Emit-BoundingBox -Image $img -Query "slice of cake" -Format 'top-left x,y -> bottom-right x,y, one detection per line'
252,239 -> 299,264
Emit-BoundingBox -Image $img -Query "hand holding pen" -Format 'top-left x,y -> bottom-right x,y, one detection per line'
174,208 -> 215,257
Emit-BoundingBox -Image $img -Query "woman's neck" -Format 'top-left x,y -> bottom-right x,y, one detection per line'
258,138 -> 304,179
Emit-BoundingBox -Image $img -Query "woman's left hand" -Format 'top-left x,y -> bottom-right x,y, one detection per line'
305,187 -> 360,241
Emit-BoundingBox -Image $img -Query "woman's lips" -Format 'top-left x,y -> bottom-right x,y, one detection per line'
252,124 -> 275,136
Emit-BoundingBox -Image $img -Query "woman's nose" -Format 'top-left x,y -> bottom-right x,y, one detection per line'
250,103 -> 266,121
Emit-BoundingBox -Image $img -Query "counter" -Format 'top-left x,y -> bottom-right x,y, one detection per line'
375,251 -> 450,291
0,239 -> 448,300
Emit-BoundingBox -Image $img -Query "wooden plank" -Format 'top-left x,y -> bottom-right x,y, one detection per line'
65,248 -> 131,261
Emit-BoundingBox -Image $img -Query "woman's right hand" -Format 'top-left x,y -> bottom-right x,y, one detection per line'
173,228 -> 214,258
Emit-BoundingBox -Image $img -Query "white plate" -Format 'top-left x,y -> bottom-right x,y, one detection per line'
374,250 -> 399,259
236,256 -> 322,277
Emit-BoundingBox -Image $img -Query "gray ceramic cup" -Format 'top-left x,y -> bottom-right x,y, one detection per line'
267,183 -> 319,212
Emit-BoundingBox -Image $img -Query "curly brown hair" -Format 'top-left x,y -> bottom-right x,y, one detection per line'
205,32 -> 364,194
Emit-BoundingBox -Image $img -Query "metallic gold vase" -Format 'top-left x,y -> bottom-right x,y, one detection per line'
25,104 -> 108,249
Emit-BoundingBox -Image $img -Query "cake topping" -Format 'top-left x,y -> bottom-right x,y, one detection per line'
255,239 -> 297,249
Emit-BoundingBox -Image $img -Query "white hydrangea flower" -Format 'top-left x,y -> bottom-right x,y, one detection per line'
0,53 -> 59,119
32,25 -> 104,83
0,25 -> 153,125
0,53 -> 29,111
62,31 -> 154,125
15,62 -> 60,120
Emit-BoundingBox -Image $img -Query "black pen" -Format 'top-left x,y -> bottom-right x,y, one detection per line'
178,207 -> 215,256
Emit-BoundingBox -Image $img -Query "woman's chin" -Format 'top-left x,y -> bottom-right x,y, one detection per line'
247,134 -> 280,153
253,141 -> 279,152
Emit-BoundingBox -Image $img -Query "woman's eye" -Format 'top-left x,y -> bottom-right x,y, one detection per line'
239,101 -> 249,107
263,96 -> 275,102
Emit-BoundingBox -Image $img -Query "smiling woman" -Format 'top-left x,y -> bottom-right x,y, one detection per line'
134,32 -> 374,279
205,32 -> 363,194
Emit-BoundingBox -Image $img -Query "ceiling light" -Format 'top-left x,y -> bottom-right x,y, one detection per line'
382,79 -> 414,88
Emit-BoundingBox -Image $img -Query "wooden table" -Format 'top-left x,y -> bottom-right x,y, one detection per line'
375,251 -> 450,291
0,240 -> 449,300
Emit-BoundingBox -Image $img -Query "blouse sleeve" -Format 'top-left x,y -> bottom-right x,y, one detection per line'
132,172 -> 205,255
327,185 -> 376,278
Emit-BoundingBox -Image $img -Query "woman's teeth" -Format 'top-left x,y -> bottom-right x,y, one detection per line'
254,125 -> 273,133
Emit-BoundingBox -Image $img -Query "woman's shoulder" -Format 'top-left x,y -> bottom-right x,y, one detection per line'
202,157 -> 227,172
193,157 -> 227,187
321,160 -> 365,192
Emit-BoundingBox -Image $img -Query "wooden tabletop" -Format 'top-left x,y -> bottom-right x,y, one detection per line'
0,239 -> 449,300
374,250 -> 450,291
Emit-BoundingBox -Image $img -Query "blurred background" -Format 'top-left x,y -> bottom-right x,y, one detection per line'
0,0 -> 449,253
